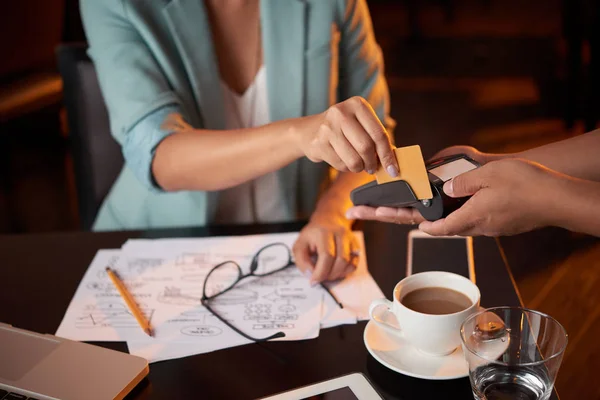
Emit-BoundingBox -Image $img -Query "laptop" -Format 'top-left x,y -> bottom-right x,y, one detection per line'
0,323 -> 148,400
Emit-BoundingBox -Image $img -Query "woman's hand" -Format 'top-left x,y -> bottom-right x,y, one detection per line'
419,159 -> 565,237
295,96 -> 399,177
292,212 -> 359,284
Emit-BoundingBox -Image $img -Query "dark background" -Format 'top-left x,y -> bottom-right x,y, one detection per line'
1,1 -> 599,398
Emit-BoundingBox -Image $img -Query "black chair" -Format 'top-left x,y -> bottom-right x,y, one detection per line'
56,43 -> 123,230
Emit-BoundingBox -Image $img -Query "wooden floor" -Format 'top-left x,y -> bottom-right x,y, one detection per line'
1,0 -> 598,398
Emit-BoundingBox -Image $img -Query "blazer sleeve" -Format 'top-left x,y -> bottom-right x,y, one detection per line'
80,0 -> 183,190
336,0 -> 396,136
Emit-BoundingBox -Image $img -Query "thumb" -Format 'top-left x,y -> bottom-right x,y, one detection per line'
444,168 -> 486,198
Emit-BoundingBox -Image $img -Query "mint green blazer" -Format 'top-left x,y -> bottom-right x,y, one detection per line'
80,0 -> 394,231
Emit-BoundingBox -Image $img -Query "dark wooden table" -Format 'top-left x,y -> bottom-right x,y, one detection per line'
0,221 -> 559,400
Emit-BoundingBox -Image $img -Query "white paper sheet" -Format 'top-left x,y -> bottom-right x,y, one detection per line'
55,238 -> 323,345
121,232 -> 382,324
56,231 -> 384,363
124,291 -> 355,364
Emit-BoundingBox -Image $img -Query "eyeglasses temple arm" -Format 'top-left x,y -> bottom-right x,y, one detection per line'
201,300 -> 286,342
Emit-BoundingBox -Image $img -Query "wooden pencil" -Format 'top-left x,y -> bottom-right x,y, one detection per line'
105,267 -> 154,337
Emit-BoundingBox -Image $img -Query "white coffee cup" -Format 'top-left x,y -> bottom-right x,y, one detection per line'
369,271 -> 481,356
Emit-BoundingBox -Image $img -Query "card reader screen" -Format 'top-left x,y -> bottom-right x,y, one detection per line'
429,158 -> 477,182
300,386 -> 358,400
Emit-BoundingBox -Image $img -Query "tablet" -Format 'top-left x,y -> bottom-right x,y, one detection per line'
258,373 -> 383,400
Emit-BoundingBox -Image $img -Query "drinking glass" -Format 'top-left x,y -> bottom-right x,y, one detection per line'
460,306 -> 567,400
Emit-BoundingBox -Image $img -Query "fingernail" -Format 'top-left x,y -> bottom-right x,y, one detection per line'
345,209 -> 356,219
375,207 -> 397,217
444,179 -> 454,195
366,169 -> 375,174
386,165 -> 399,178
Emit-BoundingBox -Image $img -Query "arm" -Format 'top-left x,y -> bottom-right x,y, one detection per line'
431,130 -> 600,182
548,176 -> 600,236
124,105 -> 306,191
513,129 -> 600,181
81,0 -> 397,193
153,97 -> 397,191
154,96 -> 397,191
153,116 -> 306,191
293,0 -> 394,283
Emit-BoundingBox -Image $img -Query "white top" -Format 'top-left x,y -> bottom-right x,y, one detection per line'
213,66 -> 288,224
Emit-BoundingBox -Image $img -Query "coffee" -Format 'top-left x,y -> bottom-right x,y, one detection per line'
401,287 -> 472,315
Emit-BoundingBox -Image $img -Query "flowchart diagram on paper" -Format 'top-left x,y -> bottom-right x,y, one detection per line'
56,231 -> 383,361
56,239 -> 323,345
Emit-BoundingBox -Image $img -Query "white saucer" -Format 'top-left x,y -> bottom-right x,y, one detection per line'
363,319 -> 469,380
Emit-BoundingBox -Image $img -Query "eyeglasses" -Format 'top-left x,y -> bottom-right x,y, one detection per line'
201,242 -> 343,343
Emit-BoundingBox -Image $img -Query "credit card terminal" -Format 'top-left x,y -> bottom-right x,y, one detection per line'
350,154 -> 480,221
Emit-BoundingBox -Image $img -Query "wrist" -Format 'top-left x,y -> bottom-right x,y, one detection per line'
546,175 -> 599,233
284,120 -> 305,159
311,199 -> 353,229
312,172 -> 371,228
509,150 -> 537,164
286,114 -> 321,160
538,172 -> 577,229
485,152 -> 513,163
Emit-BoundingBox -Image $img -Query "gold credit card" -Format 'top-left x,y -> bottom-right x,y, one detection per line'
375,145 -> 433,200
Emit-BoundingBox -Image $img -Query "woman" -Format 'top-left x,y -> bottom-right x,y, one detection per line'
347,131 -> 600,237
80,0 -> 397,283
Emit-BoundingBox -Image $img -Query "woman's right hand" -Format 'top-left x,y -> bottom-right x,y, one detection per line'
294,96 -> 399,177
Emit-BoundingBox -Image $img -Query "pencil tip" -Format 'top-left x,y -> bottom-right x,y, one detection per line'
105,266 -> 110,271
147,328 -> 154,337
